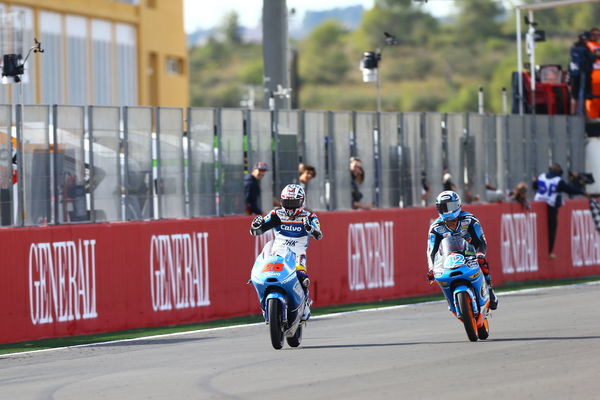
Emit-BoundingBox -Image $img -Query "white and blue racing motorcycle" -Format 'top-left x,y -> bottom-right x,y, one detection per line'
250,242 -> 308,349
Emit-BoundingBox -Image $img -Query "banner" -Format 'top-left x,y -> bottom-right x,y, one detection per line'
0,199 -> 598,344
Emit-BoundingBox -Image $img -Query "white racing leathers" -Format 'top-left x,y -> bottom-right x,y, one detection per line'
250,208 -> 323,266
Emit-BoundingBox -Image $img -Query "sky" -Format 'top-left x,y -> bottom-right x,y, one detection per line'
183,0 -> 455,33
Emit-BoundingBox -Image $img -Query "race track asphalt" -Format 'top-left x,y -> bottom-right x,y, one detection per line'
1,283 -> 599,400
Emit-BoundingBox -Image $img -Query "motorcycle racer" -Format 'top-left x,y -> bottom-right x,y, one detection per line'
426,190 -> 498,310
250,184 -> 323,320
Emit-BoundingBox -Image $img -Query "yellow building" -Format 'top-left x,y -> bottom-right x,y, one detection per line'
0,0 -> 188,107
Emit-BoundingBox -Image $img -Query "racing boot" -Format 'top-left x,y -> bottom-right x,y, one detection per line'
302,298 -> 312,321
296,268 -> 312,321
486,275 -> 498,310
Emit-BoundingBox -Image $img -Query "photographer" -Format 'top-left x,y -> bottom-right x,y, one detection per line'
533,163 -> 586,258
568,171 -> 594,198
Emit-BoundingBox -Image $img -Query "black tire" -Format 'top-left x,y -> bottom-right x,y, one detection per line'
286,325 -> 303,347
268,298 -> 284,349
457,292 -> 478,342
478,318 -> 490,340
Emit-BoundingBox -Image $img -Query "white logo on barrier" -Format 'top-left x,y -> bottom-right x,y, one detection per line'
571,210 -> 600,267
501,213 -> 538,274
29,240 -> 98,325
150,233 -> 210,311
348,221 -> 394,290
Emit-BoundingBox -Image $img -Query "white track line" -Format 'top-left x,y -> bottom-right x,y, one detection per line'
3,280 -> 599,358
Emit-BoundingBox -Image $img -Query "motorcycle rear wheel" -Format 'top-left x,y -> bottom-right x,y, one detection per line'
457,292 -> 478,342
286,325 -> 303,347
268,298 -> 285,349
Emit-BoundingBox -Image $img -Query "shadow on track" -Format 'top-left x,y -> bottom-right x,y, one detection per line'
297,335 -> 600,349
488,335 -> 600,342
300,341 -> 465,349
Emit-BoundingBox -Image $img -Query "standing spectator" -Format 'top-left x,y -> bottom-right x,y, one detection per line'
533,163 -> 585,258
510,182 -> 531,210
421,176 -> 431,206
585,28 -> 600,118
244,161 -> 268,215
298,164 -> 316,190
485,182 -> 505,203
350,157 -> 372,210
442,167 -> 457,191
569,31 -> 593,115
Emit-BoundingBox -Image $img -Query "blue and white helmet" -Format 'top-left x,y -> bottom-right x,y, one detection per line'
281,184 -> 305,218
436,190 -> 461,221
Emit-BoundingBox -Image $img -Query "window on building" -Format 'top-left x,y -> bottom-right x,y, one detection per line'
40,11 -> 65,104
165,57 -> 183,75
115,23 -> 137,106
91,19 -> 114,106
66,15 -> 88,105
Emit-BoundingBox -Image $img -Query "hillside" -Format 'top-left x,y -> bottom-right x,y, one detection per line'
188,1 -> 600,113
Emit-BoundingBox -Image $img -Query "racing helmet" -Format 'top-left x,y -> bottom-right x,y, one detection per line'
436,190 -> 462,221
280,184 -> 305,218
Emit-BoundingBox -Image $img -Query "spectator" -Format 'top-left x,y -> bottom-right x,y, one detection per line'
533,163 -> 585,258
298,164 -> 316,190
421,176 -> 430,206
244,161 -> 268,215
509,181 -> 530,210
464,190 -> 481,204
485,183 -> 505,203
350,157 -> 372,210
585,28 -> 600,118
442,167 -> 456,191
569,31 -> 593,115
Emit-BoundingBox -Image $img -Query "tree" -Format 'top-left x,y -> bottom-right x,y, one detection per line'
453,0 -> 504,44
357,1 -> 439,48
218,11 -> 242,45
299,20 -> 351,85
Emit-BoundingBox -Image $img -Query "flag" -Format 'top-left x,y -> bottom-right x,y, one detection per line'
590,197 -> 600,233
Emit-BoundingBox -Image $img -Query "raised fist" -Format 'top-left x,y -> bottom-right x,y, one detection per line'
251,215 -> 263,229
303,218 -> 314,234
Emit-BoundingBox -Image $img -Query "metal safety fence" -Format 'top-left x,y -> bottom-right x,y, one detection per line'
0,104 -> 587,226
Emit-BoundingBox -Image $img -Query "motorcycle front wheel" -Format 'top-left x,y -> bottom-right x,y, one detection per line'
268,298 -> 285,349
457,292 -> 478,342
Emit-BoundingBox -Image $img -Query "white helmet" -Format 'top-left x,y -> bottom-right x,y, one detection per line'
280,184 -> 305,218
435,190 -> 462,221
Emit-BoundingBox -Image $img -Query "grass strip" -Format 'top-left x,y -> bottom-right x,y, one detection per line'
2,275 -> 599,355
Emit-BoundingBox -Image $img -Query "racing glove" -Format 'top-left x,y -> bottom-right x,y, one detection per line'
476,252 -> 490,275
427,269 -> 435,283
304,218 -> 314,234
251,215 -> 263,229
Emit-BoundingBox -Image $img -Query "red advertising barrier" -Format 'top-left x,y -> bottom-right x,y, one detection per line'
1,199 -> 598,344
